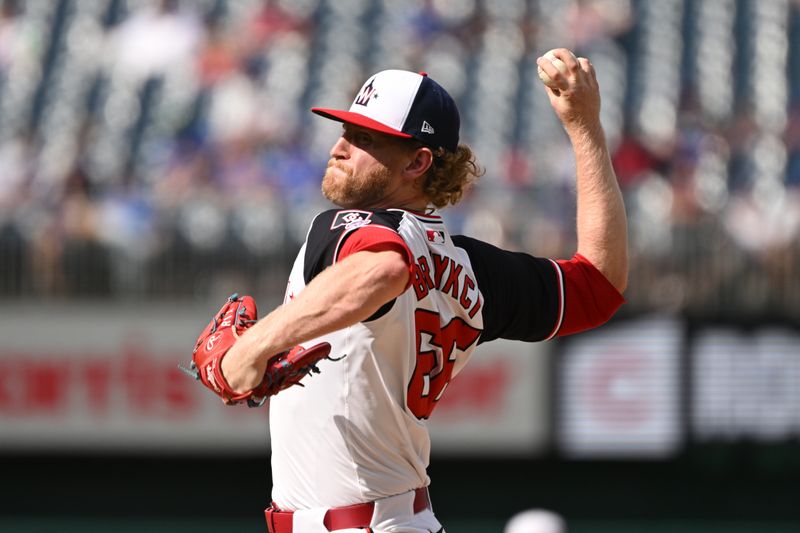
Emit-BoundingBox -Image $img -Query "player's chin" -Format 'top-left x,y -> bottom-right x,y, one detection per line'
323,165 -> 347,187
323,190 -> 356,209
321,179 -> 350,207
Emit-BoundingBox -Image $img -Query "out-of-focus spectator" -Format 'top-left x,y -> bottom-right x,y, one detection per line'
197,15 -> 240,87
0,130 -> 36,212
0,0 -> 40,72
206,63 -> 271,144
611,130 -> 663,189
244,0 -> 312,51
59,166 -> 110,296
567,0 -> 633,49
106,0 -> 202,82
725,108 -> 760,193
213,134 -> 273,196
784,102 -> 800,188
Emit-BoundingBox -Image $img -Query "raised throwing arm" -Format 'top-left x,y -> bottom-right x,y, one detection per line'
537,48 -> 628,293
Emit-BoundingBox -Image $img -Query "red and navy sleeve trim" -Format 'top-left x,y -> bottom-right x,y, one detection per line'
543,259 -> 565,340
554,253 -> 625,337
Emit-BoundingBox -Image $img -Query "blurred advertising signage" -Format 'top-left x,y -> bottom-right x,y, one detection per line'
692,327 -> 800,442
0,304 -> 270,452
0,305 -> 548,454
557,318 -> 682,458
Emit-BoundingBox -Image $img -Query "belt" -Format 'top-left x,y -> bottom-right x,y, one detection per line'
265,487 -> 430,533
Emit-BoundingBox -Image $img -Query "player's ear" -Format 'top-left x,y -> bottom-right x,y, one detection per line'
403,146 -> 433,181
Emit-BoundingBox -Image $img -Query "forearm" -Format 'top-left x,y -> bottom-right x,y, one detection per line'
221,249 -> 409,391
248,255 -> 403,356
567,122 -> 628,293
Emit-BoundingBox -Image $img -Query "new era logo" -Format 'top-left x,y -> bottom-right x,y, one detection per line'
421,121 -> 434,134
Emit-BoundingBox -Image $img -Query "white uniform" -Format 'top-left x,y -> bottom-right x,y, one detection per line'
271,207 -> 480,505
269,207 -> 565,532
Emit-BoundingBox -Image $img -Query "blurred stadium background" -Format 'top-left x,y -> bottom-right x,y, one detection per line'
1,0 -> 799,531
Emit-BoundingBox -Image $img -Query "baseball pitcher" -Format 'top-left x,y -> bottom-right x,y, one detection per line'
187,49 -> 627,532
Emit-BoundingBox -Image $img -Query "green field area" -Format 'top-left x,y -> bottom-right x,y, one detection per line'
2,518 -> 800,532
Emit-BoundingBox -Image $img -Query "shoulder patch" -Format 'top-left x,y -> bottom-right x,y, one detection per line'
303,208 -> 404,285
331,210 -> 373,231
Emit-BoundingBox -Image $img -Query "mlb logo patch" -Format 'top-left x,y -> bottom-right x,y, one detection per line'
427,230 -> 445,244
331,210 -> 373,230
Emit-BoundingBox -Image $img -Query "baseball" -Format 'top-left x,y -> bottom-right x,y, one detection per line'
537,50 -> 572,88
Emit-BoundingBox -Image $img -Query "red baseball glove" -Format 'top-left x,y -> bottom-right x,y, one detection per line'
180,293 -> 333,407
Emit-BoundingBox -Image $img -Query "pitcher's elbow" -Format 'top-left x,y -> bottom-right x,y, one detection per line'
610,253 -> 629,294
613,271 -> 628,294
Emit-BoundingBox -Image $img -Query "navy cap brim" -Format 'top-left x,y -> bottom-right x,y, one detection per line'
311,108 -> 414,139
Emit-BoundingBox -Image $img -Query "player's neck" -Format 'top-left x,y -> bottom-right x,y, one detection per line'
399,203 -> 433,214
372,200 -> 430,213
366,189 -> 429,212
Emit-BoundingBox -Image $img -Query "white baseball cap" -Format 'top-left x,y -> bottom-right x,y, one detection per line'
312,69 -> 460,153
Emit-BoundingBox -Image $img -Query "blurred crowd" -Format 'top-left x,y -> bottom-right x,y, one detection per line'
0,0 -> 798,316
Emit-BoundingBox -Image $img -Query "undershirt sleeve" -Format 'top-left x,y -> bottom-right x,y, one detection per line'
336,225 -> 415,289
555,253 -> 626,337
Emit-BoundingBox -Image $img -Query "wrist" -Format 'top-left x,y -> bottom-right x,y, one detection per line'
566,123 -> 609,158
564,119 -> 604,141
222,333 -> 272,392
236,328 -> 276,366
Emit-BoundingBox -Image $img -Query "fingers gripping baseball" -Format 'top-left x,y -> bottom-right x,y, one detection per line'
537,48 -> 577,94
537,48 -> 601,130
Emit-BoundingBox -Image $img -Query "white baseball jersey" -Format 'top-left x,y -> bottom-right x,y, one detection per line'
269,208 -> 567,511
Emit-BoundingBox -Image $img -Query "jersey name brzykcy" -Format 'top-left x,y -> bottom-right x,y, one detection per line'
269,208 -> 484,510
